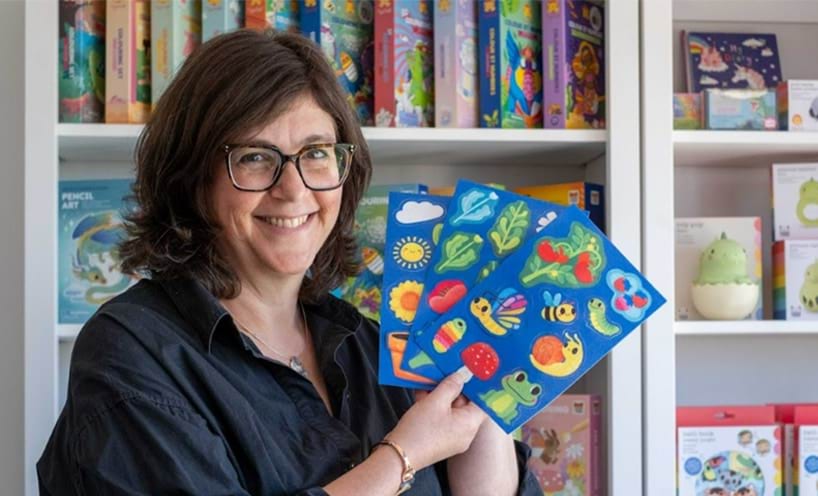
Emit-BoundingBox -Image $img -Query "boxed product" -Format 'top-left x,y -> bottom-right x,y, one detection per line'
675,217 -> 763,321
434,0 -> 479,128
773,240 -> 818,320
202,0 -> 244,41
521,394 -> 602,495
542,0 -> 606,129
682,32 -> 782,93
778,80 -> 818,132
58,0 -> 106,123
245,0 -> 298,32
301,0 -> 374,126
678,405 -> 783,496
106,0 -> 151,124
151,0 -> 202,107
771,404 -> 798,495
795,406 -> 818,496
478,0 -> 542,128
704,88 -> 777,130
772,163 -> 818,241
673,92 -> 702,130
514,182 -> 605,232
374,0 -> 434,127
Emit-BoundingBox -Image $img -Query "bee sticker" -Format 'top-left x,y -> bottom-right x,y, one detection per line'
469,288 -> 527,336
541,291 -> 576,324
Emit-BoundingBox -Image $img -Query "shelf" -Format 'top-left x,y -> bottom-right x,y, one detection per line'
57,324 -> 81,341
675,320 -> 818,336
674,0 -> 818,24
58,124 -> 607,167
674,131 -> 818,168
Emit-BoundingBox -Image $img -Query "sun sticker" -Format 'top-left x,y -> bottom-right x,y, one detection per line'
389,280 -> 424,323
392,236 -> 432,270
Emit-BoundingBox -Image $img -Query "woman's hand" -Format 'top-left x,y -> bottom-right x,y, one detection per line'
385,371 -> 488,471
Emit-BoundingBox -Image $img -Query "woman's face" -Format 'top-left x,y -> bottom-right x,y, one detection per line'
211,96 -> 343,280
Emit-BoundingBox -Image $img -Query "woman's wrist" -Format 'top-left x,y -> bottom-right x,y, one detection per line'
373,438 -> 415,494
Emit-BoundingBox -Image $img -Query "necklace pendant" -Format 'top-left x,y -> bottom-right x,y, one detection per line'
289,356 -> 308,378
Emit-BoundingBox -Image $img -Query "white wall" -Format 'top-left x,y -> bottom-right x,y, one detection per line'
0,0 -> 25,494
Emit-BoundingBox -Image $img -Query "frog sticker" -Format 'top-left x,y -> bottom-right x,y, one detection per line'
479,370 -> 542,424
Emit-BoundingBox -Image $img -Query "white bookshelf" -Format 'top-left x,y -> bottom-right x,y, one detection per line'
642,0 -> 818,494
24,2 -> 644,496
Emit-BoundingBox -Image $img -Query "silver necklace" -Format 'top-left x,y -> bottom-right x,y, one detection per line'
233,304 -> 310,379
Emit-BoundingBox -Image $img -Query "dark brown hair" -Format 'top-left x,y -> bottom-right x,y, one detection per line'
119,30 -> 372,302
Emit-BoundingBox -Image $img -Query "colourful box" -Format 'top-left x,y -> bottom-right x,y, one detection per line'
542,0 -> 605,129
521,394 -> 601,495
151,0 -> 202,107
202,0 -> 244,41
106,0 -> 151,124
59,0 -> 106,123
58,179 -> 140,324
773,240 -> 818,320
675,217 -> 763,321
778,80 -> 818,132
434,0 -> 479,128
704,88 -> 777,130
514,182 -> 605,233
795,406 -> 818,496
301,0 -> 375,126
375,0 -> 434,127
673,93 -> 702,130
677,406 -> 783,496
478,0 -> 543,128
772,163 -> 818,241
245,0 -> 298,32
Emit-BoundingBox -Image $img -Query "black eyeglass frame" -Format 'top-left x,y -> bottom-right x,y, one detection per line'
222,142 -> 356,192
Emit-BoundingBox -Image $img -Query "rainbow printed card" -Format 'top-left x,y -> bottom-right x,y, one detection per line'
414,200 -> 665,432
378,193 -> 450,388
400,180 -> 567,388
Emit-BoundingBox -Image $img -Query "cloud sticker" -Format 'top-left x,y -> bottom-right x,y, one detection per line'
606,269 -> 652,322
396,201 -> 445,224
700,75 -> 719,86
742,38 -> 766,49
761,48 -> 774,57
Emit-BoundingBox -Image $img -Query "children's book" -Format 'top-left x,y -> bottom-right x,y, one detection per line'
434,0 -> 478,128
683,31 -> 782,93
245,0 -> 297,32
301,0 -> 375,126
202,0 -> 244,41
478,0 -> 542,128
400,180 -> 567,388
413,185 -> 665,432
59,0 -> 106,123
378,192 -> 450,388
151,0 -> 202,108
374,0 -> 434,127
106,0 -> 151,124
58,179 -> 140,324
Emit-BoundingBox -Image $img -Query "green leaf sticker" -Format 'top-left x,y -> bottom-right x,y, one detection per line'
476,260 -> 499,283
488,200 -> 530,257
432,223 -> 443,245
435,232 -> 484,274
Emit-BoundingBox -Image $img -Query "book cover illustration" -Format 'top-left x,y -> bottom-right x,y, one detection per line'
400,180 -> 567,388
434,0 -> 478,128
334,184 -> 427,322
378,193 -> 451,388
202,0 -> 244,41
59,179 -> 140,324
151,0 -> 202,108
59,0 -> 106,123
301,0 -> 375,126
414,200 -> 665,432
106,0 -> 151,124
269,0 -> 299,32
375,0 -> 434,127
542,0 -> 605,129
684,32 -> 782,93
478,0 -> 542,128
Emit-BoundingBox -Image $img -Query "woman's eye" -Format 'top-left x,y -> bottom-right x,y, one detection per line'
240,153 -> 268,164
304,148 -> 329,160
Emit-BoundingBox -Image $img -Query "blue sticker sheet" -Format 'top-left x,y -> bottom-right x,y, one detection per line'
378,192 -> 450,388
414,204 -> 666,433
399,180 -> 567,386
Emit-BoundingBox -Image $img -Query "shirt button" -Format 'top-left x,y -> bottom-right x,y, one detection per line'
348,462 -> 356,469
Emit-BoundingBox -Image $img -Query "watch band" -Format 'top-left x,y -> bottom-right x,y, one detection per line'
375,438 -> 415,495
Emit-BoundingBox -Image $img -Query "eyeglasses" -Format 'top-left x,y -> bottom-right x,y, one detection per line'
223,143 -> 355,192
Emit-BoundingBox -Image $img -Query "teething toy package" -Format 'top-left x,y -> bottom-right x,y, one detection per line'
794,406 -> 818,496
521,394 -> 601,495
773,240 -> 818,320
778,80 -> 818,132
677,406 -> 783,496
675,217 -> 763,321
773,163 -> 818,241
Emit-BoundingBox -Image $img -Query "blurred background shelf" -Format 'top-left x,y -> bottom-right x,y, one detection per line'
675,320 -> 818,336
674,131 -> 818,168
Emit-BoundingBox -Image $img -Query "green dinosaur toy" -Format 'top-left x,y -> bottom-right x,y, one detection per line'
800,259 -> 818,313
797,178 -> 818,227
694,233 -> 754,285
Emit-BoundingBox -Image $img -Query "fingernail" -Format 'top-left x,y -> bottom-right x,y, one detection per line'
456,367 -> 473,383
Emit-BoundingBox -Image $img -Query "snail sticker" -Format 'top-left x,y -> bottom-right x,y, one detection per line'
529,332 -> 584,378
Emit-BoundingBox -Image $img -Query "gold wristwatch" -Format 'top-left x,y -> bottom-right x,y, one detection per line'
375,438 -> 415,495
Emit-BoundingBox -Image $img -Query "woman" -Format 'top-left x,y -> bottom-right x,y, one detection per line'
38,30 -> 539,495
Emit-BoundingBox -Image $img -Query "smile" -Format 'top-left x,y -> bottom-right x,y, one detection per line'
256,214 -> 311,229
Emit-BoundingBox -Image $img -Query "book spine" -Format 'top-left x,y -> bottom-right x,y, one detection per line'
178,0 -> 202,61
106,0 -> 129,123
374,0 -> 395,127
433,1 -> 454,127
478,0 -> 500,127
202,0 -> 224,41
586,183 -> 605,233
591,395 -> 601,496
245,0 -> 268,30
299,0 -> 320,45
132,0 -> 151,122
271,0 -> 298,32
542,0 -> 565,128
457,0 -> 478,128
59,0 -> 106,122
151,0 -> 171,107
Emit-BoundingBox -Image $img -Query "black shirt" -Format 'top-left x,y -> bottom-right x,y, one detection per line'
38,278 -> 540,495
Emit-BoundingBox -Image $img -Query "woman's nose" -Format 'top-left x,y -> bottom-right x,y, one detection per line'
270,160 -> 309,199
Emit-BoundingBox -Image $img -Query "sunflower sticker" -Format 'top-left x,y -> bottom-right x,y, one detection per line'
389,280 -> 423,323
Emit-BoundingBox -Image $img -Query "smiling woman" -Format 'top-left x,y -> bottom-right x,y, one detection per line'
36,30 -> 540,496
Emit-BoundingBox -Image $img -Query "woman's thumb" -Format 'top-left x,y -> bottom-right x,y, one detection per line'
432,368 -> 473,403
